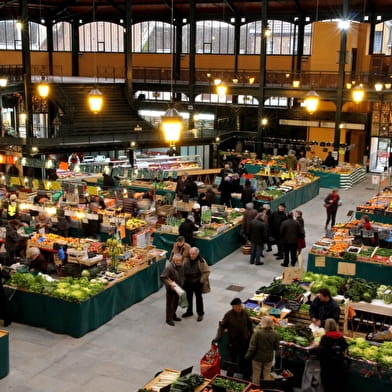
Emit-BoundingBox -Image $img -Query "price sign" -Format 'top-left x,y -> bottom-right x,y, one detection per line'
315,256 -> 326,267
337,262 -> 356,276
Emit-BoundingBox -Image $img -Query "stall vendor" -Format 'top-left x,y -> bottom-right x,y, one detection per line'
357,214 -> 372,231
36,212 -> 52,234
26,247 -> 55,274
4,194 -> 19,220
310,287 -> 340,327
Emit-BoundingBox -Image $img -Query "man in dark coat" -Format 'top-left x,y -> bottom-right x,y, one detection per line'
280,211 -> 301,267
269,203 -> 287,259
310,288 -> 341,327
240,179 -> 254,208
160,253 -> 184,326
214,298 -> 253,380
218,176 -> 233,206
179,216 -> 198,246
248,213 -> 267,265
241,202 -> 258,244
183,177 -> 198,201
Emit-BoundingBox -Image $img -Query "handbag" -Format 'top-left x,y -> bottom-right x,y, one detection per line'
201,278 -> 211,294
200,344 -> 221,378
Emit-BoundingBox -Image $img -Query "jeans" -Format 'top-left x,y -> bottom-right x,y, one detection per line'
283,243 -> 298,266
250,243 -> 264,264
184,280 -> 204,316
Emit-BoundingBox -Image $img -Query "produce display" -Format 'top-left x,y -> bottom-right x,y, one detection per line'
303,271 -> 392,304
356,192 -> 392,216
348,338 -> 392,368
6,273 -> 105,302
310,222 -> 392,265
257,280 -> 306,300
170,374 -> 205,392
275,325 -> 314,347
125,217 -> 146,231
211,376 -> 248,392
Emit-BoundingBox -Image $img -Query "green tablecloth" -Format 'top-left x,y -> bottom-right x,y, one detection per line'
7,259 -> 166,337
152,225 -> 242,265
307,253 -> 392,285
0,331 -> 9,379
309,170 -> 341,188
355,211 -> 392,224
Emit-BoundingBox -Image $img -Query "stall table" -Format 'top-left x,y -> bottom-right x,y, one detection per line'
6,258 -> 166,337
152,224 -> 242,265
230,178 -> 320,210
355,211 -> 392,224
307,253 -> 392,285
309,166 -> 366,189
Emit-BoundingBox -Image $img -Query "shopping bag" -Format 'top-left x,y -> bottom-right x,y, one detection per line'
200,344 -> 221,378
179,292 -> 188,308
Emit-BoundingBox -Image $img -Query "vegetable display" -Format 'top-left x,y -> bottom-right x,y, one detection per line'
276,325 -> 314,347
348,338 -> 392,368
211,376 -> 248,392
257,279 -> 306,300
170,374 -> 204,392
7,273 -> 105,302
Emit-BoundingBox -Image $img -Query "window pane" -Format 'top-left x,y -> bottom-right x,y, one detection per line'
196,20 -> 234,54
79,22 -> 124,52
53,22 -> 72,51
132,21 -> 173,53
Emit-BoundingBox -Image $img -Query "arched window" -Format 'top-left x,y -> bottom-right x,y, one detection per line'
53,21 -> 72,51
183,20 -> 235,54
240,20 -> 312,55
79,21 -> 124,52
29,22 -> 47,50
132,21 -> 173,53
0,20 -> 47,50
373,21 -> 392,55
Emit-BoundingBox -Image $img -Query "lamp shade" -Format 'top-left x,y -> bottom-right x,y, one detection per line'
0,78 -> 7,87
304,90 -> 320,114
216,83 -> 228,96
161,107 -> 183,145
352,85 -> 365,103
88,88 -> 104,113
37,81 -> 50,98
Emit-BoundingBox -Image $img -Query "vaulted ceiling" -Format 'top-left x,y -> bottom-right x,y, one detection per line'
1,0 -> 392,25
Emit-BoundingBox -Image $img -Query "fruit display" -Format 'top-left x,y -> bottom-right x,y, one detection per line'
125,217 -> 146,231
7,273 -> 105,302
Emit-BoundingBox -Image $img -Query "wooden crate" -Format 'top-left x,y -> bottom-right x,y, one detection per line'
142,368 -> 180,392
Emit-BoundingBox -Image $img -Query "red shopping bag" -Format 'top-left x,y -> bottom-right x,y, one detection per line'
200,344 -> 221,378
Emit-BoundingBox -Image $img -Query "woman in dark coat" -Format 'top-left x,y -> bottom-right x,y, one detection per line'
311,318 -> 348,392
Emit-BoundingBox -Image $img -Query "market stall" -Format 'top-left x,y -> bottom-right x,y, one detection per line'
6,256 -> 166,337
356,192 -> 392,224
152,223 -> 242,265
309,165 -> 366,189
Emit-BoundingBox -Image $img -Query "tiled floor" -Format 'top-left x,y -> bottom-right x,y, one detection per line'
0,174 -> 378,391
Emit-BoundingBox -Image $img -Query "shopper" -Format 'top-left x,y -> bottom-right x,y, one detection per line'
240,179 -> 254,208
183,176 -> 198,201
170,236 -> 191,261
26,247 -> 55,274
35,211 -> 52,234
297,151 -> 309,172
160,253 -> 184,326
5,219 -> 24,265
123,194 -> 139,217
241,202 -> 258,245
263,204 -> 273,252
245,316 -> 280,383
324,189 -> 341,230
0,265 -> 11,327
269,203 -> 287,259
295,210 -> 306,255
218,176 -> 233,207
213,298 -> 253,380
175,174 -> 188,200
248,213 -> 267,265
179,216 -> 198,246
56,209 -> 71,237
323,151 -> 336,168
182,247 -> 210,322
311,318 -> 348,392
285,151 -> 297,172
280,211 -> 301,267
231,173 -> 242,193
236,162 -> 248,177
310,288 -> 340,327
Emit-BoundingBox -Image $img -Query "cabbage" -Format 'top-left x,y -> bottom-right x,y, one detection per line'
349,346 -> 364,358
363,347 -> 379,361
